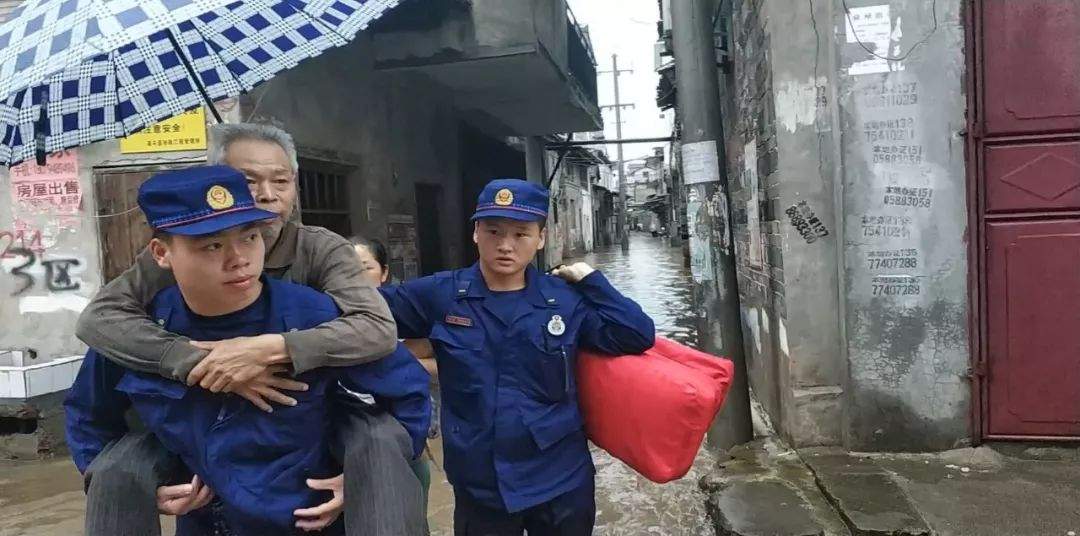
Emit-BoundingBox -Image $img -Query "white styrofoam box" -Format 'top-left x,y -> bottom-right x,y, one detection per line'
0,356 -> 83,399
0,350 -> 31,367
0,369 -> 13,398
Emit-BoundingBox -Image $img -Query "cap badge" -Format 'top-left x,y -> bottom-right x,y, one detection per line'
494,188 -> 514,206
206,185 -> 235,210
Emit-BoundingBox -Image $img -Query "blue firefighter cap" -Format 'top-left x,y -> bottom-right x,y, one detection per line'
471,178 -> 549,223
138,165 -> 278,236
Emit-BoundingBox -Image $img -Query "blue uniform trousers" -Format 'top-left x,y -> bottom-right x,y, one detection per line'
452,478 -> 595,536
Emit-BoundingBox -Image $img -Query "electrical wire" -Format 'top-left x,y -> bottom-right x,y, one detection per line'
89,204 -> 143,219
841,0 -> 938,62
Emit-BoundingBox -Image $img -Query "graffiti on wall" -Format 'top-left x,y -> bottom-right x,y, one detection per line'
786,201 -> 830,243
2,240 -> 83,297
0,228 -> 45,257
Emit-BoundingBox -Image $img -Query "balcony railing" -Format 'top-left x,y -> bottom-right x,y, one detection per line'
566,4 -> 598,105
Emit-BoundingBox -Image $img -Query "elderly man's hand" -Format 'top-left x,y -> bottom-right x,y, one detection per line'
232,365 -> 309,412
187,334 -> 289,393
294,474 -> 344,531
550,262 -> 597,284
157,475 -> 214,516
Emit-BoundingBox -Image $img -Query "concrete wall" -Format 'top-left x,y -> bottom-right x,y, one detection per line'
762,0 -> 847,447
547,159 -> 597,266
0,116 -> 211,395
243,36 -> 467,270
373,0 -> 566,65
836,0 -> 969,451
722,0 -> 792,444
717,0 -> 969,451
0,158 -> 103,367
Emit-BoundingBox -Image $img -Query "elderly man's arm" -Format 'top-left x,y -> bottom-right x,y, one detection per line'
186,232 -> 397,389
279,233 -> 398,374
75,248 -> 208,381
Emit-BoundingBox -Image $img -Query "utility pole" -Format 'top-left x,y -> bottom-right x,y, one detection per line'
671,0 -> 753,449
600,54 -> 634,252
524,136 -> 548,269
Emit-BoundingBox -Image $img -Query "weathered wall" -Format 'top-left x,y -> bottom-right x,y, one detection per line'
836,0 -> 969,451
722,0 -> 788,442
547,158 -> 597,266
717,0 -> 968,450
0,117 -> 211,377
243,36 -> 466,270
373,0 -> 558,61
0,158 -> 103,366
762,0 -> 846,447
529,0 -> 570,71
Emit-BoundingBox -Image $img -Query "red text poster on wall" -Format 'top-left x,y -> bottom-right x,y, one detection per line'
9,150 -> 82,214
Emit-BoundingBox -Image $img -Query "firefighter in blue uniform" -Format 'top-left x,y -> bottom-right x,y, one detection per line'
380,178 -> 656,535
65,166 -> 431,535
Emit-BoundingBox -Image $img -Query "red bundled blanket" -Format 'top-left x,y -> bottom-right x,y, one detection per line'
576,336 -> 735,483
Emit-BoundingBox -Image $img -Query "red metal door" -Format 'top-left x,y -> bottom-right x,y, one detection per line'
977,0 -> 1080,439
986,222 -> 1080,437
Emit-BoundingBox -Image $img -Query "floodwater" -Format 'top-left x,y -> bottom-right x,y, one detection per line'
581,234 -> 716,536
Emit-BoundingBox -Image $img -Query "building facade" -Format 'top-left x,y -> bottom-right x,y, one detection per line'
662,0 -> 1080,451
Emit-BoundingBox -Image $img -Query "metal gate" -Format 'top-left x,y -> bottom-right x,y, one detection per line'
971,0 -> 1080,439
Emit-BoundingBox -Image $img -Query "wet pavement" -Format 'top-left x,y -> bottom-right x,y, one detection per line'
0,233 -> 716,535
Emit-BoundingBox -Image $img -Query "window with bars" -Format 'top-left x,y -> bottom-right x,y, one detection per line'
298,160 -> 352,237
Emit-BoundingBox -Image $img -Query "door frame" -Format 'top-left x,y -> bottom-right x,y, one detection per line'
963,0 -> 984,446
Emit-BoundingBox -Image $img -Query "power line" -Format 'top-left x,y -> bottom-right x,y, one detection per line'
841,0 -> 938,62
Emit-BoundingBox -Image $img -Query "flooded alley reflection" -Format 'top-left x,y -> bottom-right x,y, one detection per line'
579,234 -> 699,348
578,234 -> 717,536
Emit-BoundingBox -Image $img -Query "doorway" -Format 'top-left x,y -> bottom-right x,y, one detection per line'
415,183 -> 446,276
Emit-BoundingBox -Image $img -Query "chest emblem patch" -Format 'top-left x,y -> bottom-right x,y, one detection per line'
547,314 -> 566,336
445,314 -> 473,327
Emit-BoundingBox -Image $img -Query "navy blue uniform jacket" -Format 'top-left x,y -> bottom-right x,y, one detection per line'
379,264 -> 654,512
65,277 -> 430,535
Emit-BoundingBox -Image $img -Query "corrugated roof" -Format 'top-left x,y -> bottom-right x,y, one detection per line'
0,0 -> 24,22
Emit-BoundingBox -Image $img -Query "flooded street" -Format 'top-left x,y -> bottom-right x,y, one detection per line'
579,234 -> 717,536
0,234 -> 717,536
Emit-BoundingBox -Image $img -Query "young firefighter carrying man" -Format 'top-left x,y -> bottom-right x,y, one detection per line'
64,166 -> 431,535
73,124 -> 429,536
379,179 -> 657,535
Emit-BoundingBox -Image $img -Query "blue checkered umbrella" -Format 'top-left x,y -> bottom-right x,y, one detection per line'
0,0 -> 402,166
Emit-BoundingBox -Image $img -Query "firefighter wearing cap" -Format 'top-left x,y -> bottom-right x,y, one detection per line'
379,178 -> 656,534
64,166 -> 431,535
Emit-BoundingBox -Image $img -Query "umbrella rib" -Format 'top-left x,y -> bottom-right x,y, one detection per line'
111,54 -> 133,137
279,0 -> 352,47
187,17 -> 248,96
165,28 -> 224,123
301,12 -> 351,46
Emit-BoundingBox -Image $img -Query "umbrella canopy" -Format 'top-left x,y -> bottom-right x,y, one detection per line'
0,0 -> 402,166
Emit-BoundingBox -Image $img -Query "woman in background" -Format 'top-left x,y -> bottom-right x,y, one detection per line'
349,236 -> 438,511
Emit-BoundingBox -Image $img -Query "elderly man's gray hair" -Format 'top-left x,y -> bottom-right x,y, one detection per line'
207,123 -> 299,172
